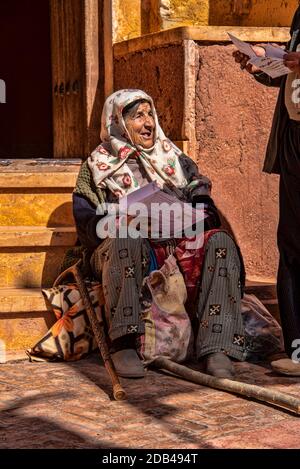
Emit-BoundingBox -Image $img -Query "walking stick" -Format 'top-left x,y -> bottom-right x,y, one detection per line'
152,356 -> 300,415
53,260 -> 127,401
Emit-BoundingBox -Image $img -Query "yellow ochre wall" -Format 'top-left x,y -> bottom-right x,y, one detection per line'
112,0 -> 142,42
210,0 -> 299,27
113,0 -> 299,43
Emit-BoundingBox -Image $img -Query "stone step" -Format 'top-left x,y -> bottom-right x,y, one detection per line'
0,159 -> 80,227
244,281 -> 277,301
0,226 -> 77,247
0,226 -> 77,288
0,158 -> 81,187
244,281 -> 280,324
0,248 -> 70,288
0,288 -> 55,351
0,191 -> 75,227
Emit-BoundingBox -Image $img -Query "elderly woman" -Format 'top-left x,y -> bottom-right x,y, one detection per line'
73,89 -> 246,379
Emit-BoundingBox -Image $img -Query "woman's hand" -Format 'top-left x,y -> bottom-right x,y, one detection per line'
233,45 -> 266,74
284,52 -> 300,73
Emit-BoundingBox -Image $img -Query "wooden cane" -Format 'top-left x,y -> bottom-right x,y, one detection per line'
152,356 -> 300,415
53,261 -> 127,401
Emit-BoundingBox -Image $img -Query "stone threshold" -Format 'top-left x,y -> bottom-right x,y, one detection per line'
0,288 -> 49,313
114,25 -> 290,57
0,159 -> 82,188
0,158 -> 82,172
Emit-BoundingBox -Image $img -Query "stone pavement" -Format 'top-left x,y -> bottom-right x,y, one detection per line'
1,354 -> 300,449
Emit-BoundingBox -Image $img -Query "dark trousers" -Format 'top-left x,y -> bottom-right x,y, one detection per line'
277,120 -> 300,357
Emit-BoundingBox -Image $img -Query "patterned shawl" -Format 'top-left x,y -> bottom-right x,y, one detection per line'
88,89 -> 187,198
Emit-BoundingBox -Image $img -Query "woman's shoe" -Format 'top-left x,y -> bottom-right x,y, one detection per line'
204,352 -> 235,379
271,358 -> 300,376
111,349 -> 145,378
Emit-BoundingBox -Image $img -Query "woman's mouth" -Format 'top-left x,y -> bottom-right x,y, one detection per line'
140,130 -> 153,140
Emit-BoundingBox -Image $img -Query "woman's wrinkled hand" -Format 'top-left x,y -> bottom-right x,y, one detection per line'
232,44 -> 266,74
284,52 -> 300,73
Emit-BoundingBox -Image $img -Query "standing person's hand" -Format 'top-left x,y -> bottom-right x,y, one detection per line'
284,52 -> 300,73
232,45 -> 266,74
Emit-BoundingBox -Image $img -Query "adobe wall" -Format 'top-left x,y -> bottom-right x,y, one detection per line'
114,31 -> 283,281
194,43 -> 279,281
114,43 -> 185,139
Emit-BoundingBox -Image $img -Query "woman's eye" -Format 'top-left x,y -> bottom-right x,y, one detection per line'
133,111 -> 153,120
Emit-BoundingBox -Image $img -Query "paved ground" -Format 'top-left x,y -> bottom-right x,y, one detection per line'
1,354 -> 300,449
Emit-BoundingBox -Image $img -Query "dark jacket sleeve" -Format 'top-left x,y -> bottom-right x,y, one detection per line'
253,72 -> 283,88
178,153 -> 221,229
72,193 -> 105,250
179,153 -> 212,199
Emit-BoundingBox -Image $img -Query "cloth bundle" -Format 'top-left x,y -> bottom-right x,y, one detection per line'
241,293 -> 284,361
139,255 -> 193,364
27,282 -> 103,362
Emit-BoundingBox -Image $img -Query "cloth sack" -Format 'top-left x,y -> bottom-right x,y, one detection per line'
26,282 -> 104,362
139,254 -> 193,364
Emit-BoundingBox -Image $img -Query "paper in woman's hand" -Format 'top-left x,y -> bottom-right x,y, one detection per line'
228,32 -> 291,78
248,56 -> 291,78
119,182 -> 207,239
264,44 -> 286,59
227,32 -> 257,58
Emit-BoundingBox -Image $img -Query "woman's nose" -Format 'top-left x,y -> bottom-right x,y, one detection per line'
144,115 -> 154,127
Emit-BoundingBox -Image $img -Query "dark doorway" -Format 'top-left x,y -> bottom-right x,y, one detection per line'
0,0 -> 53,158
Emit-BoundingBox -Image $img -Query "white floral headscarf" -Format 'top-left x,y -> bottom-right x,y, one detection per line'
88,89 -> 187,198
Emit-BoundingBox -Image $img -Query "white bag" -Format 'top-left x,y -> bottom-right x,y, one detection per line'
140,255 -> 193,364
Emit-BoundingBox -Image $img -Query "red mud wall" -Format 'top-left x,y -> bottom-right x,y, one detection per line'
195,43 -> 279,281
114,44 -> 185,140
114,41 -> 279,280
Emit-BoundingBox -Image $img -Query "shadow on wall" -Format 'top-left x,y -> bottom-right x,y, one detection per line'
218,208 -> 238,244
7,199 -> 75,290
41,201 -> 76,289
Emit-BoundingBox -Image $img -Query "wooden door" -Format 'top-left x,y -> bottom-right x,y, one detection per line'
50,0 -> 111,158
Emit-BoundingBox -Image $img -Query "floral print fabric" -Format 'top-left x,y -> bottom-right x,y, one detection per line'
88,89 -> 187,198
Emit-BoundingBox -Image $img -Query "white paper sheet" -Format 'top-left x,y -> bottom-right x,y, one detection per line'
228,32 -> 291,78
264,44 -> 286,59
248,56 -> 291,79
227,32 -> 257,58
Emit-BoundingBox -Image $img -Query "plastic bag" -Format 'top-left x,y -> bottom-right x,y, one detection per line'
241,293 -> 284,361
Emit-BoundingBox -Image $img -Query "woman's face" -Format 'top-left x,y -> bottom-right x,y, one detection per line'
124,102 -> 155,149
